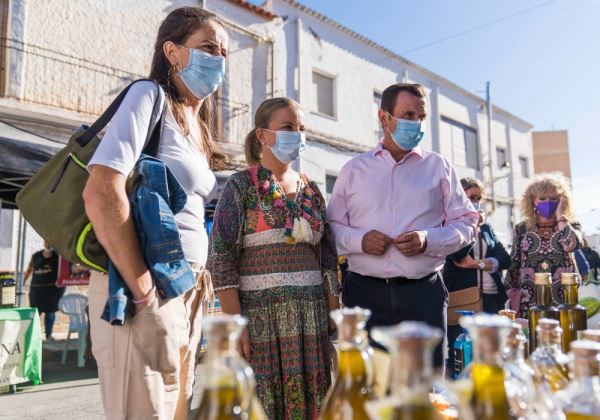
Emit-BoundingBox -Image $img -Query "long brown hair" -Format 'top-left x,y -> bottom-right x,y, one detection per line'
149,7 -> 230,170
244,97 -> 302,166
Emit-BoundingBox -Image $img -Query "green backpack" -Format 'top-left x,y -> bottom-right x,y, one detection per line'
16,80 -> 164,272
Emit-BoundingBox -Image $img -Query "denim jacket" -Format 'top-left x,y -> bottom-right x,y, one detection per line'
102,155 -> 197,325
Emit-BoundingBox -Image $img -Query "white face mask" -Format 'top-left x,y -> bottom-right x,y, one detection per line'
263,130 -> 306,164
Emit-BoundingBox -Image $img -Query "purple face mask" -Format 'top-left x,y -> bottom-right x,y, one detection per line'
536,200 -> 559,218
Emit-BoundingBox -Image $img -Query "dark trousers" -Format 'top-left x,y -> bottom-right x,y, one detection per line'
342,271 -> 448,368
44,311 -> 56,339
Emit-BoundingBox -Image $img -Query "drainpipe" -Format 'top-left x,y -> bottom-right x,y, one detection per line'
486,81 -> 496,215
296,17 -> 302,103
294,17 -> 303,173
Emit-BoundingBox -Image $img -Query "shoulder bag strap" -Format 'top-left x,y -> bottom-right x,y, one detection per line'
478,232 -> 484,296
77,79 -> 165,158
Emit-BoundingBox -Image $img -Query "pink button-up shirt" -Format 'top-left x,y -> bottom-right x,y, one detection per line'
327,142 -> 479,279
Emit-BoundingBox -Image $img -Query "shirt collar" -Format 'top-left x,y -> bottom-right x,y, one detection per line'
372,140 -> 424,163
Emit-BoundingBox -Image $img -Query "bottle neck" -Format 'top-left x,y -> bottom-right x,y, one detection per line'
473,334 -> 503,366
535,284 -> 552,306
390,348 -> 433,398
504,342 -> 526,363
563,284 -> 579,305
538,340 -> 563,354
572,356 -> 600,379
205,336 -> 238,360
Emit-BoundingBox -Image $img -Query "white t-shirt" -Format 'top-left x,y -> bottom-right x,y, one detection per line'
88,81 -> 218,264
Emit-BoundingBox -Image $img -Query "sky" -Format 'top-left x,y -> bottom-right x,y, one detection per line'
254,0 -> 600,235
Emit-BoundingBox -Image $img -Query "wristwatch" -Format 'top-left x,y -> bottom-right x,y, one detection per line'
478,260 -> 486,270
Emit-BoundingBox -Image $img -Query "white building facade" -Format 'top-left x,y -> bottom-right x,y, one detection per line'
260,0 -> 534,244
0,0 -> 534,270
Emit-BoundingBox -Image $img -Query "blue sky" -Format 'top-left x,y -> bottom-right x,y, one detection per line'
257,0 -> 600,234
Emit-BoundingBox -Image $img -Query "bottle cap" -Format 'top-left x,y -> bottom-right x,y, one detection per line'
536,318 -> 562,345
461,314 -> 513,355
581,329 -> 600,344
330,307 -> 371,343
534,273 -> 552,285
506,322 -> 526,347
570,340 -> 600,377
498,309 -> 517,321
560,272 -> 580,285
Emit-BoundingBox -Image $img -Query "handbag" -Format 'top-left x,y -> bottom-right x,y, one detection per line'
447,234 -> 484,326
16,80 -> 165,272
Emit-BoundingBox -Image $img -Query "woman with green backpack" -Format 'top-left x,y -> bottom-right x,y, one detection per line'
82,7 -> 229,419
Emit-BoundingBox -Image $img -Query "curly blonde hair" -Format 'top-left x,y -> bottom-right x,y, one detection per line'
520,172 -> 573,229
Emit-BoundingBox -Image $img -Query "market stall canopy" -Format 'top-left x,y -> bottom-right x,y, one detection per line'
0,121 -> 63,209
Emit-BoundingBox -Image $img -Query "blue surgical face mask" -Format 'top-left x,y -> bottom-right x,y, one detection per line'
264,130 -> 306,164
177,46 -> 225,99
471,201 -> 481,211
386,113 -> 425,151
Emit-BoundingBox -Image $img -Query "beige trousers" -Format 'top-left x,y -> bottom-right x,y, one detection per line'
88,266 -> 212,420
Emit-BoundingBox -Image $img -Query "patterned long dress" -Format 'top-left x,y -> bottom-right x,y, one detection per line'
507,221 -> 579,318
207,165 -> 339,420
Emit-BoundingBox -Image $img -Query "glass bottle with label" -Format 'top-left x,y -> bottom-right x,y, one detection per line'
529,318 -> 570,393
556,340 -> 600,420
192,315 -> 266,420
320,307 -> 374,420
366,321 -> 445,419
558,273 -> 588,352
453,310 -> 474,379
529,273 -> 560,353
460,313 -> 516,420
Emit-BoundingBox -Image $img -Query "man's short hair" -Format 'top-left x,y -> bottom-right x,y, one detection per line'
380,83 -> 427,114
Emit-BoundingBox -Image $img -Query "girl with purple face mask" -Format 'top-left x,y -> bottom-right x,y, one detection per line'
506,172 -> 581,318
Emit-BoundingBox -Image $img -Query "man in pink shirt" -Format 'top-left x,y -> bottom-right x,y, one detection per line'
327,83 -> 479,366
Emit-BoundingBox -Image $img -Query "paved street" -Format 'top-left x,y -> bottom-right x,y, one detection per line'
0,341 -> 103,420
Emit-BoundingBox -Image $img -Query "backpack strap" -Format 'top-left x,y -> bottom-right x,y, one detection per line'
77,79 -> 165,158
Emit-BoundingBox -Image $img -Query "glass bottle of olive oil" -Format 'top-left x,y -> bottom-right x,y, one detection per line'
193,315 -> 266,420
528,273 -> 560,353
460,314 -> 516,420
320,307 -> 374,420
529,318 -> 570,393
558,273 -> 588,352
556,340 -> 600,420
368,322 -> 445,420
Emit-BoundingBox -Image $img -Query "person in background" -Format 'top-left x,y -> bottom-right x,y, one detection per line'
207,97 -> 339,419
24,240 -> 64,340
572,222 -> 591,280
82,7 -> 228,419
327,82 -> 479,367
507,172 -> 579,318
581,238 -> 600,280
443,177 -> 510,370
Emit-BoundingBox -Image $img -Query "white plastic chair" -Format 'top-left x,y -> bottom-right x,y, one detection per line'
58,294 -> 88,368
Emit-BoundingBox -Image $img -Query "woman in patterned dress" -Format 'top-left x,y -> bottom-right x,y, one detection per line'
207,97 -> 339,419
507,172 -> 580,318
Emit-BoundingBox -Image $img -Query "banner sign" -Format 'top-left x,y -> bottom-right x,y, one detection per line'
56,257 -> 90,287
0,308 -> 41,386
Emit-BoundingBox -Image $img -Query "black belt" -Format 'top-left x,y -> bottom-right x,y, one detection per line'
351,271 -> 437,286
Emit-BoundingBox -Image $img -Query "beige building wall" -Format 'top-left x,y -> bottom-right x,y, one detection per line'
532,130 -> 571,178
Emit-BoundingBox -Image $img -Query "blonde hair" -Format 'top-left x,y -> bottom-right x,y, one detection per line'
244,97 -> 302,166
520,172 -> 573,228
